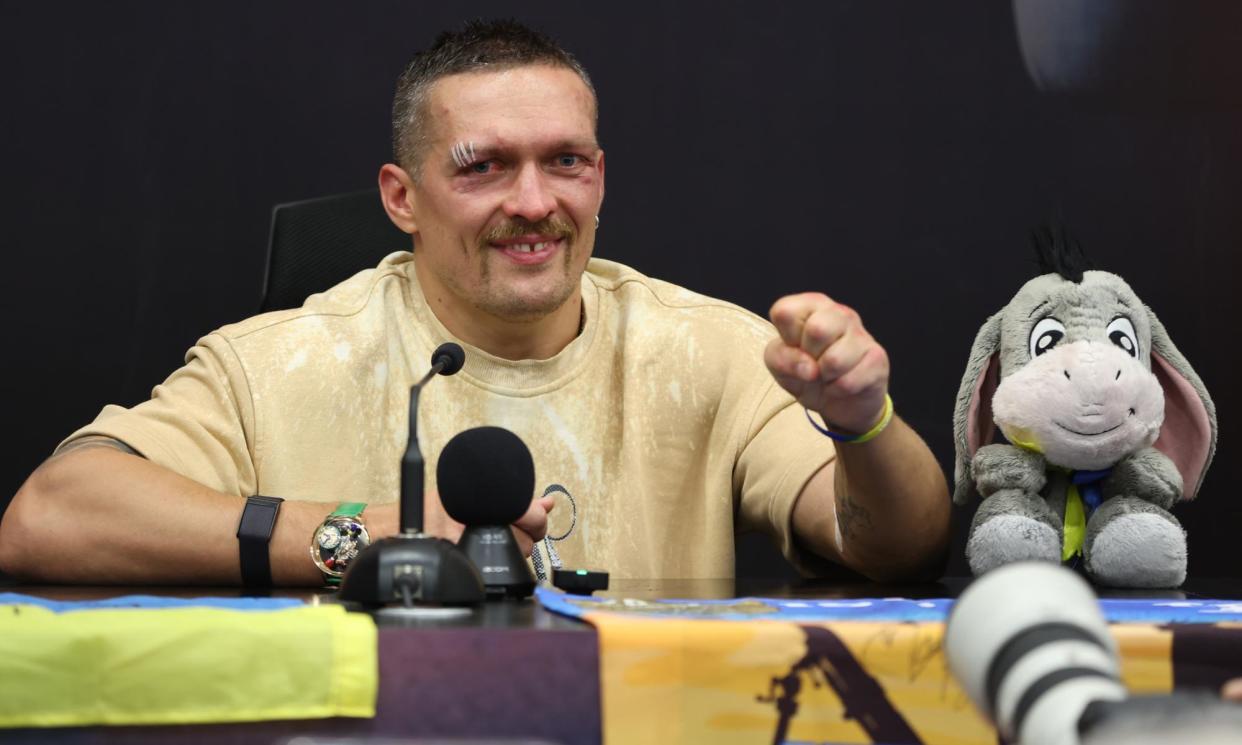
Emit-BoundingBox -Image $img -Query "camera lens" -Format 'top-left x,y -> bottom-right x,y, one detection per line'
944,563 -> 1127,745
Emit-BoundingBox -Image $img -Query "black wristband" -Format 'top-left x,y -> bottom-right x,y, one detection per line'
236,495 -> 284,588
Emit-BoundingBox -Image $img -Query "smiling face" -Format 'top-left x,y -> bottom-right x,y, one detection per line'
399,65 -> 604,329
993,340 -> 1164,470
991,272 -> 1166,470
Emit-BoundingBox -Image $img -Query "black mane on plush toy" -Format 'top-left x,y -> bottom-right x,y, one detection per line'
1030,224 -> 1093,282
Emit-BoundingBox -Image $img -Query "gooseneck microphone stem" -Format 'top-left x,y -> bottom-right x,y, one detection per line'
399,379 -> 431,537
398,344 -> 466,537
414,356 -> 448,390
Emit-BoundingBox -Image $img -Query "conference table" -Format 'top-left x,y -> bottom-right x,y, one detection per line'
4,575 -> 1242,745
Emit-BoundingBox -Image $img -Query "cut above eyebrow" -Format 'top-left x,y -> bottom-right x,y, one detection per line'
450,141 -> 476,168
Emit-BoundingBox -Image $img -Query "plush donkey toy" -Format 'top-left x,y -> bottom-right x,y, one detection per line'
953,229 -> 1217,588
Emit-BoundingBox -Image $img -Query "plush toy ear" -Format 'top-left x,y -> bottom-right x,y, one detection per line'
1147,309 -> 1217,499
953,313 -> 1003,504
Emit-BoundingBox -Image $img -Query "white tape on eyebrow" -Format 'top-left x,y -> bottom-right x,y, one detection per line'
451,141 -> 476,168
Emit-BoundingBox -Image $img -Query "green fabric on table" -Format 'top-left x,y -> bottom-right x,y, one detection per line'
0,603 -> 377,728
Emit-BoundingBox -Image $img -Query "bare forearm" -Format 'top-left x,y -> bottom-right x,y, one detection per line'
793,417 -> 950,581
0,448 -> 375,586
833,417 -> 950,578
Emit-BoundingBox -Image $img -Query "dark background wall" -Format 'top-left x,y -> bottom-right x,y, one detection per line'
2,1 -> 1238,578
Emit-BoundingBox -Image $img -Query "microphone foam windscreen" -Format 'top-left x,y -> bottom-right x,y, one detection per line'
436,426 -> 535,526
432,342 -> 465,376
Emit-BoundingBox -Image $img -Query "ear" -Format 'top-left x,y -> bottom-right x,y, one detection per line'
1147,309 -> 1217,499
953,312 -> 1003,504
378,163 -> 419,236
596,150 -> 606,206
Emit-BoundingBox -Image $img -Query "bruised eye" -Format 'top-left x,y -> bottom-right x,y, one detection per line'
1029,317 -> 1066,359
470,161 -> 495,174
1106,316 -> 1139,358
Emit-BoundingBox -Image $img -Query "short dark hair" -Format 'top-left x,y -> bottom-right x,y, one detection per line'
392,19 -> 597,177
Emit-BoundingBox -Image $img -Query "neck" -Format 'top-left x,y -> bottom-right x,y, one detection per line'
417,281 -> 583,362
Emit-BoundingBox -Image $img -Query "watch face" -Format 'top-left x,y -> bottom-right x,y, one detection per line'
312,516 -> 371,580
316,525 -> 342,550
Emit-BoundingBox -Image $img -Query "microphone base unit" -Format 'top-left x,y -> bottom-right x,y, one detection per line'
552,568 -> 610,595
338,535 -> 486,607
458,525 -> 536,600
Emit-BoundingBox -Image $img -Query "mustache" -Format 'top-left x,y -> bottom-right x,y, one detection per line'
480,217 -> 577,247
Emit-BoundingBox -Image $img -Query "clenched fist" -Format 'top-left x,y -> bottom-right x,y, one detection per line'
764,292 -> 890,435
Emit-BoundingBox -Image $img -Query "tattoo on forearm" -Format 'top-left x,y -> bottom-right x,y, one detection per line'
835,491 -> 873,542
48,435 -> 140,462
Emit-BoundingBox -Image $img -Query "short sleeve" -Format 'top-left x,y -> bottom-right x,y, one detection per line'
57,334 -> 258,496
733,381 -> 839,576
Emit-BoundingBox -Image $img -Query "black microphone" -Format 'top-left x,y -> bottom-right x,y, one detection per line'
401,342 -> 465,536
437,426 -> 538,599
427,342 -> 467,380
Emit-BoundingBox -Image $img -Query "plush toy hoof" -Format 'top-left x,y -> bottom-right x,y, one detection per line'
966,514 -> 1061,576
1086,513 -> 1187,588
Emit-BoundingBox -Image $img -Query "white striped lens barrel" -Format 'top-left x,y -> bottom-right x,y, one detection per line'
944,563 -> 1127,745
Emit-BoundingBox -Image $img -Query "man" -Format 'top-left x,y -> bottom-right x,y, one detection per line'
0,21 -> 948,586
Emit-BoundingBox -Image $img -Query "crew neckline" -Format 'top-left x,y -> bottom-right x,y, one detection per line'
401,260 -> 602,395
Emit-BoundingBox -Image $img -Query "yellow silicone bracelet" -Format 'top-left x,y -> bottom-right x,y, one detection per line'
805,394 -> 894,444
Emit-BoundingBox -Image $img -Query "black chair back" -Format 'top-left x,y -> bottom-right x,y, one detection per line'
260,188 -> 410,312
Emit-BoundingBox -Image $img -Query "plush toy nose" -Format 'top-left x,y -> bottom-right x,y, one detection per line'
1059,344 -> 1124,395
1060,367 -> 1125,383
993,338 -> 1163,471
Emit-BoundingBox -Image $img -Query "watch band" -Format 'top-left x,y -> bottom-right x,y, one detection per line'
237,495 -> 285,588
330,502 -> 367,519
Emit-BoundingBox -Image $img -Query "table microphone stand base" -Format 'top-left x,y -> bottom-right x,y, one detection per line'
339,534 -> 486,608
